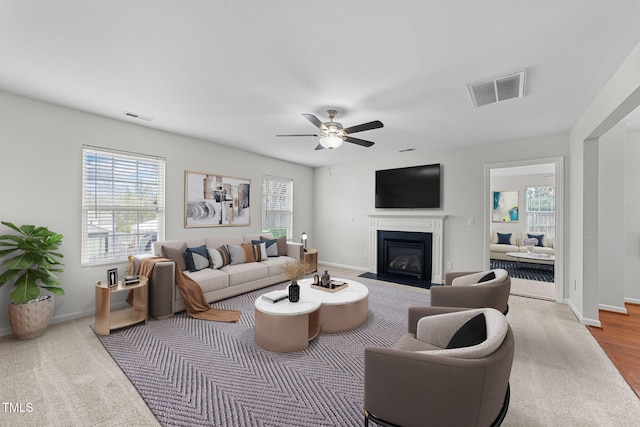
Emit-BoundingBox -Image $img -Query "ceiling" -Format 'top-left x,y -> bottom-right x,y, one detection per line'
2,1 -> 640,168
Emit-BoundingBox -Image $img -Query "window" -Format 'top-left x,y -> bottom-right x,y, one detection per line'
82,146 -> 165,266
261,175 -> 293,239
526,186 -> 555,238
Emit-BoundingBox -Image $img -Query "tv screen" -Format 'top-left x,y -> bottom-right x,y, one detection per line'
375,164 -> 441,208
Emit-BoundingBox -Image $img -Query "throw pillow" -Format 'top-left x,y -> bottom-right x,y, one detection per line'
477,271 -> 496,283
216,245 -> 231,267
228,244 -> 245,265
241,242 -> 256,263
185,245 -> 210,272
496,232 -> 512,245
276,236 -> 287,256
251,240 -> 268,261
161,243 -> 188,272
527,233 -> 545,247
261,238 -> 279,257
208,247 -> 224,269
446,314 -> 487,349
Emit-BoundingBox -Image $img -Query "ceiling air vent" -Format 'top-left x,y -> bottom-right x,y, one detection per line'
124,111 -> 153,122
466,69 -> 526,107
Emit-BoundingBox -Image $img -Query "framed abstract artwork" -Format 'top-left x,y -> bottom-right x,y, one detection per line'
492,190 -> 519,222
184,171 -> 251,228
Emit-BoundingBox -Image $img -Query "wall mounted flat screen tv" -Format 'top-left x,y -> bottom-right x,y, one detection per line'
375,163 -> 441,208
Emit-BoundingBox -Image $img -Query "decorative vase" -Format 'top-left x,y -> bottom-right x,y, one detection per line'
8,295 -> 54,340
526,245 -> 534,254
288,280 -> 300,302
321,270 -> 331,288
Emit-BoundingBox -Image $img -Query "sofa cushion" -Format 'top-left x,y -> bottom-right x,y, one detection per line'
162,243 -> 188,272
241,242 -> 256,263
183,268 -> 229,295
259,255 -> 296,276
185,245 -> 210,272
496,232 -> 513,245
261,238 -> 280,257
527,233 -> 545,247
446,313 -> 487,349
276,236 -> 287,256
208,248 -> 223,269
221,262 -> 268,286
251,240 -> 268,261
228,244 -> 246,265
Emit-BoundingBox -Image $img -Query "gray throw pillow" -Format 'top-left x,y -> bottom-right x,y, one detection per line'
227,244 -> 245,265
276,236 -> 287,256
208,248 -> 223,269
161,243 -> 188,272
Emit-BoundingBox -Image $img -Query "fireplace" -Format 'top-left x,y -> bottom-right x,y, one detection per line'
368,214 -> 445,285
377,230 -> 432,283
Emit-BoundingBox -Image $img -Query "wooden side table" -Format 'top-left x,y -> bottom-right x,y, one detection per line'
304,248 -> 318,273
95,277 -> 148,336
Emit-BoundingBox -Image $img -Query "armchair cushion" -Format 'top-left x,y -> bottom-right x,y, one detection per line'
416,308 -> 508,359
446,313 -> 487,349
451,269 -> 507,286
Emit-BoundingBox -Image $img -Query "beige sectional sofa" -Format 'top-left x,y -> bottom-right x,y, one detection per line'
137,233 -> 303,318
489,231 -> 554,265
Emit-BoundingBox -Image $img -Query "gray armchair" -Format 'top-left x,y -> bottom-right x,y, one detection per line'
364,306 -> 514,427
430,269 -> 511,314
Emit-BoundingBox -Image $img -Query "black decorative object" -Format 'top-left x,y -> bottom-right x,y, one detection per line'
288,280 -> 300,302
321,270 -> 331,288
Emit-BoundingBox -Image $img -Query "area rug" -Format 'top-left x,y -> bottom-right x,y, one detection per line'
491,259 -> 554,283
94,279 -> 429,426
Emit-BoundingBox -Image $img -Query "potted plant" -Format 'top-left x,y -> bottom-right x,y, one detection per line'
0,221 -> 64,339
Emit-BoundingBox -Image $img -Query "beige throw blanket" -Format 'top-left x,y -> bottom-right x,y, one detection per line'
135,257 -> 241,323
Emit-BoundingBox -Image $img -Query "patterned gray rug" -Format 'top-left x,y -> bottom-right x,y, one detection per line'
95,279 -> 429,426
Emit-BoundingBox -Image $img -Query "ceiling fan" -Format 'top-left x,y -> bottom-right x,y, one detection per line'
277,109 -> 383,150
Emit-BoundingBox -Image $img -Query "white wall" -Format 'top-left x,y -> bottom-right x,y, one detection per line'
569,41 -> 640,325
313,133 -> 569,279
624,131 -> 640,303
0,90 -> 314,336
598,123 -> 626,312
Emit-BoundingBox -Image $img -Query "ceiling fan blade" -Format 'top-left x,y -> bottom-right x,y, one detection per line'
302,113 -> 327,131
343,120 -> 383,134
345,136 -> 375,147
276,134 -> 319,137
314,143 -> 325,151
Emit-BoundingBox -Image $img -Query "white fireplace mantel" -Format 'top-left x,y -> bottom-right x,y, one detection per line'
368,214 -> 446,284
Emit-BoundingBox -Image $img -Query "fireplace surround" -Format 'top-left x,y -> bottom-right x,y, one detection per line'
369,214 -> 445,285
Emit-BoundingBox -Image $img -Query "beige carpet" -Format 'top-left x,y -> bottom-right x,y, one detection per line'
510,276 -> 555,300
2,266 -> 639,426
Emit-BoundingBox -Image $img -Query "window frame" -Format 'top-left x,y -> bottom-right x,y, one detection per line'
261,175 -> 293,240
81,145 -> 165,266
526,185 -> 555,238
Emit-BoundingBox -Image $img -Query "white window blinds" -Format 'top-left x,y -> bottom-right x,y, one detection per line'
261,175 -> 293,239
82,145 -> 165,265
526,186 -> 555,238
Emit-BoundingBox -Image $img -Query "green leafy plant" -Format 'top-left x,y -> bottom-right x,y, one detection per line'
0,221 -> 64,304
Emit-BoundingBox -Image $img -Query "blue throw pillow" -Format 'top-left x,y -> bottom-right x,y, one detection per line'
185,245 -> 210,272
527,233 -> 545,247
496,232 -> 512,245
261,238 -> 279,257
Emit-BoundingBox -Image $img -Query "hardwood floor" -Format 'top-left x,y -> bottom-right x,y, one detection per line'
589,303 -> 640,398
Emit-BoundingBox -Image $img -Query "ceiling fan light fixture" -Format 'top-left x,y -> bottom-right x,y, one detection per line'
319,135 -> 343,149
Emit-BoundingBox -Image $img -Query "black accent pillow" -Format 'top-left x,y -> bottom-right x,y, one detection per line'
496,232 -> 512,245
527,233 -> 545,247
185,245 -> 210,272
446,314 -> 487,349
478,271 -> 496,283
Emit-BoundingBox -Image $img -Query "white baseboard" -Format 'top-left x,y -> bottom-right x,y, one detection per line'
624,297 -> 640,305
566,298 -> 602,327
317,260 -> 369,273
598,303 -> 627,314
0,304 -> 121,338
